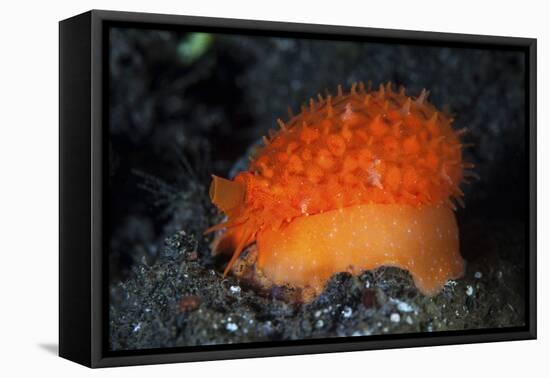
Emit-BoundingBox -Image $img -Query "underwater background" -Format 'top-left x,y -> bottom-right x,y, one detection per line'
107,26 -> 527,350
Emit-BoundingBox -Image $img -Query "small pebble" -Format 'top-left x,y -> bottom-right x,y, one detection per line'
361,289 -> 376,308
341,306 -> 353,318
229,285 -> 241,294
226,322 -> 238,332
178,295 -> 201,313
445,280 -> 457,288
396,301 -> 415,313
186,250 -> 198,261
390,313 -> 401,323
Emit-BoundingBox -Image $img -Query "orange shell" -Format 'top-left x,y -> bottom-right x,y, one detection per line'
207,82 -> 466,296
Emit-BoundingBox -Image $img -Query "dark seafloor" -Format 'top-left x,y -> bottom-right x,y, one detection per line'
108,27 -> 527,350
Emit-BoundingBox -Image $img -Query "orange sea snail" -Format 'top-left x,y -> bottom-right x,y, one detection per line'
207,82 -> 468,297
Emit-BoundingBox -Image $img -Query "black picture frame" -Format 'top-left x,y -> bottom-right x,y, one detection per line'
59,9 -> 537,368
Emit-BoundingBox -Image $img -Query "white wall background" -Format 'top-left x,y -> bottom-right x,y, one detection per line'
0,0 -> 546,376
